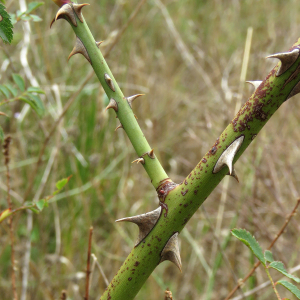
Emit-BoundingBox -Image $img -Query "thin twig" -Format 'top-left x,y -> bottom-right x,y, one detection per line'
3,136 -> 18,300
92,254 -> 109,287
84,227 -> 93,300
224,198 -> 300,300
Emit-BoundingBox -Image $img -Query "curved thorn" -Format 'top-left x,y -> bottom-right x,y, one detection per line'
50,17 -> 56,28
116,207 -> 161,246
105,98 -> 118,112
115,124 -> 123,131
148,149 -> 155,159
68,37 -> 91,64
126,94 -> 144,108
104,73 -> 115,92
246,80 -> 263,91
287,81 -> 300,100
160,232 -> 182,272
72,3 -> 89,23
266,48 -> 299,76
213,135 -> 244,175
131,158 -> 145,165
96,41 -> 104,48
55,4 -> 77,27
227,168 -> 239,183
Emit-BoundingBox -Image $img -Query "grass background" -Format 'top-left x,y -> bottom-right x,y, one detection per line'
1,0 -> 300,299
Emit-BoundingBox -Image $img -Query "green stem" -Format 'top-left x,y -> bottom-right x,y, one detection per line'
53,3 -> 300,299
265,267 -> 281,300
68,10 -> 168,189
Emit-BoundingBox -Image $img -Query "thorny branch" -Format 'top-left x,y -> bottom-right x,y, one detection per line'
22,0 -> 147,203
224,198 -> 300,300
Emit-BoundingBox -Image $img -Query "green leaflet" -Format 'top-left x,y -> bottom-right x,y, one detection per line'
231,228 -> 266,266
270,261 -> 300,283
277,280 -> 300,299
0,3 -> 13,44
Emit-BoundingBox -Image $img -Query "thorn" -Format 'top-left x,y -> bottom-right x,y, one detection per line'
105,98 -> 118,112
50,17 -> 56,28
72,3 -> 89,23
227,168 -> 239,183
213,135 -> 244,175
160,232 -> 182,272
287,81 -> 300,100
55,3 -> 77,27
134,114 -> 138,120
68,37 -> 91,64
116,207 -> 161,246
115,124 -> 123,131
126,94 -> 144,108
246,81 -> 263,91
104,73 -> 115,92
148,149 -> 155,159
266,48 -> 299,76
131,158 -> 145,165
96,41 -> 104,48
0,111 -> 8,117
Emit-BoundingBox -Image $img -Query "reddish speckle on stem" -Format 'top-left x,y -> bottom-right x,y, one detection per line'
159,201 -> 169,217
181,189 -> 188,196
128,277 -> 132,281
202,158 -> 207,163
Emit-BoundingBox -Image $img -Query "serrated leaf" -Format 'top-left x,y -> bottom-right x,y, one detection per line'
36,199 -> 45,211
270,261 -> 300,283
264,250 -> 274,263
25,2 -> 44,15
5,83 -> 18,97
0,85 -> 11,98
231,228 -> 265,266
30,14 -> 42,22
0,126 -> 4,142
277,280 -> 300,299
27,86 -> 45,94
12,74 -> 25,92
0,3 -> 13,44
25,94 -> 45,117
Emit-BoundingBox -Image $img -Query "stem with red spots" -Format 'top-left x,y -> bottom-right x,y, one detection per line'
52,2 -> 300,299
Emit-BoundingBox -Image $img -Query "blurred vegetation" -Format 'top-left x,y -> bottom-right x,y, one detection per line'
1,0 -> 300,299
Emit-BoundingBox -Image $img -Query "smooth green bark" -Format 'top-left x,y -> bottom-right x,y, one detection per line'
69,10 -> 169,189
53,3 -> 300,299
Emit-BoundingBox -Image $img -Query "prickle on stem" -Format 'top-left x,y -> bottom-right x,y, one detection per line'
104,73 -> 116,92
115,207 -> 161,246
68,36 -> 91,64
266,48 -> 299,76
246,80 -> 263,91
126,94 -> 144,108
55,3 -> 77,27
105,98 -> 118,112
131,158 -> 145,165
213,135 -> 244,175
72,3 -> 89,23
160,232 -> 182,272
